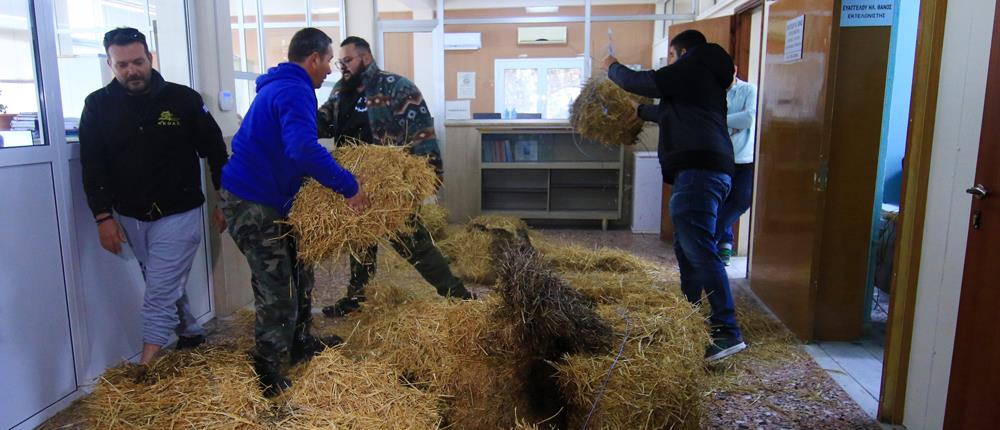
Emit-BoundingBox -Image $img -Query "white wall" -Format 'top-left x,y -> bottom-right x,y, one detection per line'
903,0 -> 997,428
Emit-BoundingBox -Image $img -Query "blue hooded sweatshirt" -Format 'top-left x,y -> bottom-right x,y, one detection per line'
222,63 -> 358,214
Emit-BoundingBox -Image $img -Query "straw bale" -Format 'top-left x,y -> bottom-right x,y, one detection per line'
287,142 -> 440,264
283,349 -> 442,429
570,75 -> 651,146
341,282 -> 531,429
416,203 -> 450,239
82,347 -> 268,429
553,297 -> 709,429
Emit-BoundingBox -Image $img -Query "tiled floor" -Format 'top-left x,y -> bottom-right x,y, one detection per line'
805,341 -> 885,418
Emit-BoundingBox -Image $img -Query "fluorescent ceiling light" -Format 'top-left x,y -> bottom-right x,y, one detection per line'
525,6 -> 559,13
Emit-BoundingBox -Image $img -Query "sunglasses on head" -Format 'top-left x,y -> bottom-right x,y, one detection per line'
103,27 -> 145,46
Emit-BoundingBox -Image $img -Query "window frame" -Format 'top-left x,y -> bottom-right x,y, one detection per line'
494,57 -> 586,119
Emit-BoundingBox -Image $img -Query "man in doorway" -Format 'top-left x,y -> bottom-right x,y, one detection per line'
220,28 -> 370,396
80,27 -> 229,365
716,67 -> 758,266
317,36 -> 474,318
601,29 -> 746,361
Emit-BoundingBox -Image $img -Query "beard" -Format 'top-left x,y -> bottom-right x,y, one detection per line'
120,74 -> 151,95
339,69 -> 364,93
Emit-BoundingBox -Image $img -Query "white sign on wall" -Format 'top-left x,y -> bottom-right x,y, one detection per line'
457,72 -> 476,99
841,0 -> 895,27
784,15 -> 805,63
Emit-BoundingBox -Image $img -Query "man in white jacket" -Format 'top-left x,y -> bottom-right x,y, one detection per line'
716,69 -> 757,265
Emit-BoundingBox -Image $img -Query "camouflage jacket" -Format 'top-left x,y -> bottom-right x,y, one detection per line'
318,62 -> 442,176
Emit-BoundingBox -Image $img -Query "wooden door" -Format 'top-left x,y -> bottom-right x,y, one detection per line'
943,2 -> 1000,426
749,0 -> 836,339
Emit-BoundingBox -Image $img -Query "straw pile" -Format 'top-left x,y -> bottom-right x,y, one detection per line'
493,233 -> 614,354
82,347 -> 268,429
340,281 -> 532,429
570,75 -> 651,146
554,272 -> 710,429
287,142 -> 440,264
438,215 -> 528,284
282,349 -> 442,429
536,240 -> 659,274
416,203 -> 449,240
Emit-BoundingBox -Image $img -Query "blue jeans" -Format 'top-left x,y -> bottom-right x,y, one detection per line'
715,164 -> 754,246
669,169 -> 742,339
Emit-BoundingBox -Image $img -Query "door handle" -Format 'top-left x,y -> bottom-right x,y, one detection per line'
966,184 -> 989,199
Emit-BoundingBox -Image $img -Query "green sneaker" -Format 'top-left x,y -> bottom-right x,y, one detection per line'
718,248 -> 734,266
705,336 -> 747,362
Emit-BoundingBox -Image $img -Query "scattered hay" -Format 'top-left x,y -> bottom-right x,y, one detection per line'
416,203 -> 449,240
82,347 -> 268,429
283,349 -> 442,429
570,75 -> 651,146
287,142 -> 440,264
536,240 -> 659,274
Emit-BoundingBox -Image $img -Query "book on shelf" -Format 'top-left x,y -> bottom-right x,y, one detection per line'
514,140 -> 538,161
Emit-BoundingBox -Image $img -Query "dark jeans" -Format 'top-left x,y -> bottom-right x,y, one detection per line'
669,169 -> 742,339
348,217 -> 465,297
715,164 -> 755,246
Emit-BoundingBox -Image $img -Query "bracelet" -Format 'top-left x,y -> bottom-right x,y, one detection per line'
96,215 -> 113,225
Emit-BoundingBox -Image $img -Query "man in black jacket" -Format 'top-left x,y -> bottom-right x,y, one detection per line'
602,29 -> 746,361
79,27 -> 229,365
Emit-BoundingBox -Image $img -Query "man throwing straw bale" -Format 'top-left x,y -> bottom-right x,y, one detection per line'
601,29 -> 746,361
220,28 -> 370,397
317,36 -> 474,318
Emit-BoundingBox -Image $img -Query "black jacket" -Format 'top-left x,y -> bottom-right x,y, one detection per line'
609,43 -> 735,184
80,70 -> 228,221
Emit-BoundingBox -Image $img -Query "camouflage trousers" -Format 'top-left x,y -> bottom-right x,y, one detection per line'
348,217 -> 465,298
219,188 -> 313,368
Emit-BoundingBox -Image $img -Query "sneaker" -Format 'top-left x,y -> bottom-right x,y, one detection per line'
705,336 -> 747,362
253,357 -> 291,398
176,334 -> 206,350
290,334 -> 343,365
322,296 -> 365,318
718,248 -> 734,267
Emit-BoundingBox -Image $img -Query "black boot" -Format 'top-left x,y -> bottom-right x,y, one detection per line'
322,296 -> 365,317
252,357 -> 291,398
291,334 -> 343,365
176,334 -> 206,350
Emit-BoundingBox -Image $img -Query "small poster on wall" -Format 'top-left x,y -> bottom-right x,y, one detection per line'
457,72 -> 476,99
840,0 -> 894,27
784,15 -> 805,63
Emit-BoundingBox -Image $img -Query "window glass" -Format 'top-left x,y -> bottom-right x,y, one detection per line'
545,68 -> 582,119
503,69 -> 539,116
0,0 -> 45,147
494,58 -> 583,120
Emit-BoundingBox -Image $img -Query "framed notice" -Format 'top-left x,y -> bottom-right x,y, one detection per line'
784,15 -> 805,63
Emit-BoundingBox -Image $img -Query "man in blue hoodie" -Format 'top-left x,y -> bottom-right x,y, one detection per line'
220,28 -> 369,396
602,29 -> 746,362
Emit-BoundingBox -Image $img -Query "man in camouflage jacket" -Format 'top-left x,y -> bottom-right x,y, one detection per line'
318,36 -> 472,317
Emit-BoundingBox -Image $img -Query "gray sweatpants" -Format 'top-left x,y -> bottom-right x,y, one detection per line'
119,207 -> 206,346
